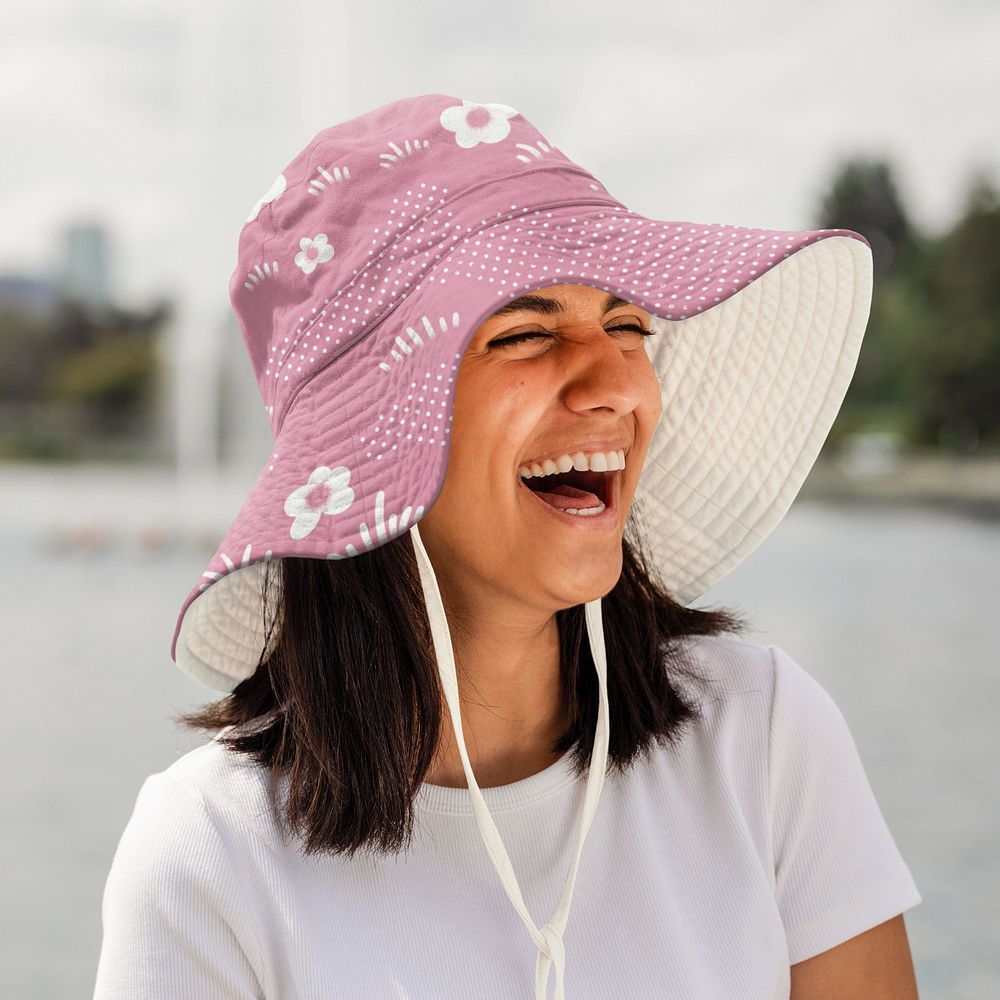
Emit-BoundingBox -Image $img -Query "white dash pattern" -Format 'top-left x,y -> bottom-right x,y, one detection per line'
307,164 -> 351,197
378,312 -> 461,372
379,138 -> 432,169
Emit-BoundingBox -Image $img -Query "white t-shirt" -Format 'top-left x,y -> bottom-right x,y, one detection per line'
93,636 -> 922,999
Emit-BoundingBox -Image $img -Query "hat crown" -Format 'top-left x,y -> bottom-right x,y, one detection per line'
228,92 -> 620,435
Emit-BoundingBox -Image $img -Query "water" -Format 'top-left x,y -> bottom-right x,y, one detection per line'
1,463 -> 997,999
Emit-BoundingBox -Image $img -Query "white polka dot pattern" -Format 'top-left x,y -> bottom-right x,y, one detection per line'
172,91 -> 873,689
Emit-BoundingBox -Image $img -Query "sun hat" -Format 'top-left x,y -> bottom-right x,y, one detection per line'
170,92 -> 872,998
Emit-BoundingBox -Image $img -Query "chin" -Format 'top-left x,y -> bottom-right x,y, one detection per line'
551,548 -> 625,600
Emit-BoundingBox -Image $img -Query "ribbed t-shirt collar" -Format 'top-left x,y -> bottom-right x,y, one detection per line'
413,750 -> 582,815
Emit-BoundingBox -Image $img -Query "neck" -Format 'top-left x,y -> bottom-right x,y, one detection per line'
423,608 -> 568,789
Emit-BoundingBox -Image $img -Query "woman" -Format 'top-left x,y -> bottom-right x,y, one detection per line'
94,94 -> 922,999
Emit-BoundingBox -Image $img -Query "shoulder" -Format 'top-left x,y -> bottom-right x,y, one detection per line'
124,735 -> 288,858
650,634 -> 781,792
673,632 -> 776,683
103,738 -> 289,925
99,740 -> 274,995
672,633 -> 833,714
666,633 -> 851,770
669,634 -> 883,823
670,632 -> 779,713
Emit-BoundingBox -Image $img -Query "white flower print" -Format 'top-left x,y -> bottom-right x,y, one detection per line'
439,100 -> 519,149
247,173 -> 286,223
284,465 -> 355,540
294,233 -> 335,275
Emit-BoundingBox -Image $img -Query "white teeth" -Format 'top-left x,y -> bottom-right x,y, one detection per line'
563,502 -> 606,517
517,448 -> 626,480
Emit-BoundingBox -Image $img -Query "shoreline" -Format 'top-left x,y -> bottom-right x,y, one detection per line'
2,451 -> 999,560
800,450 -> 1000,520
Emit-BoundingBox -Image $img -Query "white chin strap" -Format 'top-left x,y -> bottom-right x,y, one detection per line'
409,522 -> 611,1000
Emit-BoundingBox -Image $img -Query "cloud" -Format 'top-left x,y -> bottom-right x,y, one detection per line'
0,0 -> 997,310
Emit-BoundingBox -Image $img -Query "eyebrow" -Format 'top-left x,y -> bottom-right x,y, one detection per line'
490,292 -> 634,319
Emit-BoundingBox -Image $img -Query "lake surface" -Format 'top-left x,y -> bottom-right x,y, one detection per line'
1,462 -> 997,999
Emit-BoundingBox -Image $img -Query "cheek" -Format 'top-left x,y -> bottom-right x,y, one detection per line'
635,362 -> 663,419
647,380 -> 664,425
456,368 -> 545,422
450,372 -> 546,465
629,370 -> 664,469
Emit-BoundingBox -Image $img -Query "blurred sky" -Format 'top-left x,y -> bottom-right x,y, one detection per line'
2,0 -> 998,313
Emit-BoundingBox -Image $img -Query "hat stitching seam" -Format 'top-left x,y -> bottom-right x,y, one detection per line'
276,164 -> 614,368
679,242 -> 808,529
635,492 -> 739,598
739,238 -> 815,527
735,241 -> 834,536
706,238 -> 853,550
708,242 -> 819,536
274,191 -> 623,435
662,263 -> 750,494
647,462 -> 760,538
717,244 -> 800,526
742,240 -> 854,543
672,253 -> 755,456
736,240 -> 857,556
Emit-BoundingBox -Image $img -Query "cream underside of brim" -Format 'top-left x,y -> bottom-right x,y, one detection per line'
177,554 -> 283,692
639,234 -> 872,603
176,234 -> 872,692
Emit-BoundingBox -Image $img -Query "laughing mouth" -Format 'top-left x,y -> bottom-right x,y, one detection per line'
521,467 -> 610,503
519,467 -> 621,519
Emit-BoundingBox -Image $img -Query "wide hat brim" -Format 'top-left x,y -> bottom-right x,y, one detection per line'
173,203 -> 872,692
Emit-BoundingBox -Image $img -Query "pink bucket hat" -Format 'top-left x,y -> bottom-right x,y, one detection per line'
170,92 -> 872,998
173,91 -> 872,686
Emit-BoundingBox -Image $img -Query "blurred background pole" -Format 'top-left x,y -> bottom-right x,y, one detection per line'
168,0 -> 328,518
295,1 -> 355,129
171,2 -> 227,490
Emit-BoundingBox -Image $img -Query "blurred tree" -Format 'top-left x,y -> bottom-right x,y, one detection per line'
817,157 -> 917,276
0,305 -> 50,404
908,170 -> 1000,451
44,333 -> 158,433
814,157 -> 922,447
0,296 -> 169,458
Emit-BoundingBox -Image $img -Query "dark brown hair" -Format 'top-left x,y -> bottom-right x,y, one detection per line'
175,501 -> 752,860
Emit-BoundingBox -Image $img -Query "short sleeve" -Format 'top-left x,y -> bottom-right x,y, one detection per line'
766,644 -> 922,965
93,772 -> 265,1000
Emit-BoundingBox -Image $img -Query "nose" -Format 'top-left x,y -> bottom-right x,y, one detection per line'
558,325 -> 647,416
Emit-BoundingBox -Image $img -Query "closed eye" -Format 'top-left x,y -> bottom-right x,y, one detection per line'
490,324 -> 654,348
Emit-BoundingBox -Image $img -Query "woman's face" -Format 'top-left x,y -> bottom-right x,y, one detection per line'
418,283 -> 662,616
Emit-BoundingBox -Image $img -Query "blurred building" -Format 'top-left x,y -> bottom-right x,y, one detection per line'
0,273 -> 60,321
57,221 -> 111,311
0,220 -> 112,318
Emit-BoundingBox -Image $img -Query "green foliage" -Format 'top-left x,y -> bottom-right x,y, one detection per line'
0,298 -> 166,458
817,157 -> 916,275
816,160 -> 1000,454
0,425 -> 75,461
45,333 -> 156,413
0,306 -> 50,404
908,174 -> 1000,450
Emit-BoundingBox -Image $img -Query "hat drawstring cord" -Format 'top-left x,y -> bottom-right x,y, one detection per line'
410,522 -> 611,1000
